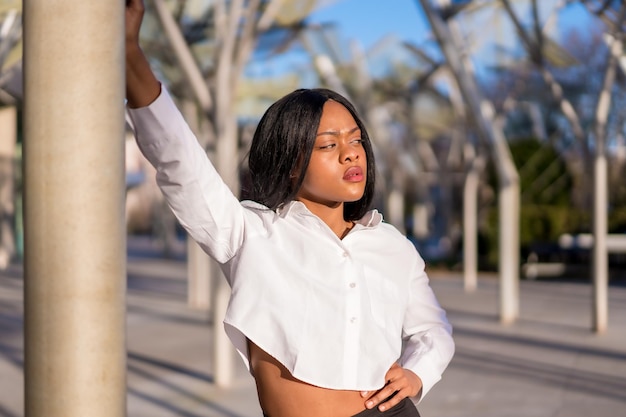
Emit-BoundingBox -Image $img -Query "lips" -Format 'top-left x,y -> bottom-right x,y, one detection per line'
343,166 -> 364,182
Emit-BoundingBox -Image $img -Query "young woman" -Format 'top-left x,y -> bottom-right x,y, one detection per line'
125,1 -> 454,416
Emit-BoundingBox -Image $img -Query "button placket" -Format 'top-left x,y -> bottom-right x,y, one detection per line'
342,267 -> 361,385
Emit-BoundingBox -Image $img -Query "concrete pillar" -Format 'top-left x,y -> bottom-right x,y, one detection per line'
420,0 -> 521,323
499,181 -> 520,324
213,270 -> 235,386
187,238 -> 213,310
23,2 -> 126,416
592,145 -> 609,333
590,26 -> 623,333
412,203 -> 429,239
180,99 -> 214,311
387,188 -> 405,233
213,114 -> 239,387
463,159 -> 480,292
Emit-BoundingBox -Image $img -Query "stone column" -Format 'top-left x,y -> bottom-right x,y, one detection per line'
181,99 -> 213,311
592,153 -> 608,333
23,1 -> 126,416
463,158 -> 480,293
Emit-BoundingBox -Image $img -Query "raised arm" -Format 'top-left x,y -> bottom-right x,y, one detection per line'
126,0 -> 160,108
124,0 -> 247,265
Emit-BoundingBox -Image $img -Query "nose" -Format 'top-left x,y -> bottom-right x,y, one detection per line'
340,143 -> 359,162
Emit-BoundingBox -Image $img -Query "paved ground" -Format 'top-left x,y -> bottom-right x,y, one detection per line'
1,235 -> 625,417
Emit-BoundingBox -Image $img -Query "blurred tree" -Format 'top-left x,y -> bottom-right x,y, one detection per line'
515,138 -> 572,205
0,2 -> 21,105
417,0 -> 522,314
480,1 -> 626,229
0,4 -> 21,267
440,1 -> 625,331
483,137 -> 576,263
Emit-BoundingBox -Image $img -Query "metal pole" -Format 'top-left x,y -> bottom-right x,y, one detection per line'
498,178 -> 520,323
419,0 -> 520,322
591,27 -> 624,333
187,238 -> 213,310
463,157 -> 480,292
592,154 -> 608,333
213,121 -> 238,388
23,1 -> 126,416
180,99 -> 214,311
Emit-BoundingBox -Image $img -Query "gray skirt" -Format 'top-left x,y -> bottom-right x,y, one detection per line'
351,397 -> 420,417
262,397 -> 421,417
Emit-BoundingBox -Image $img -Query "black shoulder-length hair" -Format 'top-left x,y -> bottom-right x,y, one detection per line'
247,88 -> 376,221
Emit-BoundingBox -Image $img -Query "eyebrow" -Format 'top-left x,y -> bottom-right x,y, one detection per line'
316,126 -> 361,137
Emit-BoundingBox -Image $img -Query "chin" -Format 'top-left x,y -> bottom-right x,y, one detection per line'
344,194 -> 364,203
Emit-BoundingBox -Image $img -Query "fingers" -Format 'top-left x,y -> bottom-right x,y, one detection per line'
125,0 -> 145,19
126,0 -> 144,16
125,0 -> 145,46
126,0 -> 144,9
364,389 -> 398,411
364,366 -> 422,412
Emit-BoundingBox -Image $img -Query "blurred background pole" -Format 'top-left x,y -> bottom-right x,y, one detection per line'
592,23 -> 624,333
421,0 -> 520,323
23,1 -> 126,416
463,155 -> 481,292
180,99 -> 214,311
153,0 -> 215,313
592,138 -> 608,334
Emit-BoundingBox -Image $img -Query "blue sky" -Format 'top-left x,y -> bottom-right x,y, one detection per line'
247,0 -> 430,81
307,0 -> 591,49
308,0 -> 429,50
245,0 -> 595,83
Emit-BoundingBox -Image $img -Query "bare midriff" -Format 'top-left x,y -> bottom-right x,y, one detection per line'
248,340 -> 369,417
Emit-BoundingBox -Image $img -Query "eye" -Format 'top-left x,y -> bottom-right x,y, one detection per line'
351,138 -> 363,145
317,143 -> 336,150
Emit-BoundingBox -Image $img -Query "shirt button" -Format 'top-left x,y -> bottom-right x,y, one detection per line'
349,282 -> 356,288
342,252 -> 349,258
350,317 -> 357,324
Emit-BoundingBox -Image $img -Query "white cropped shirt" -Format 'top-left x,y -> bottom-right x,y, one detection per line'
127,86 -> 454,400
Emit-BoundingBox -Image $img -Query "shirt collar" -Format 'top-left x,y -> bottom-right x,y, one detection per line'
276,200 -> 382,228
276,200 -> 309,218
357,209 -> 382,227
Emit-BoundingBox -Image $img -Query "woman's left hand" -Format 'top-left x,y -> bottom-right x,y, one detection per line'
361,363 -> 423,412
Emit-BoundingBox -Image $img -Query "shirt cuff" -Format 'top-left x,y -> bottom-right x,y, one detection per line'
400,327 -> 455,402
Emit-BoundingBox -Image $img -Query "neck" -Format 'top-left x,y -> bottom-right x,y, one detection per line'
297,199 -> 352,239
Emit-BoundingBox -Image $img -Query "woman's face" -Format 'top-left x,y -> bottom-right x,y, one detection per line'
296,100 -> 367,209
